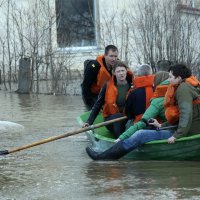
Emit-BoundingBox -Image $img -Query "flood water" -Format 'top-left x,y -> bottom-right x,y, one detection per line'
0,91 -> 200,200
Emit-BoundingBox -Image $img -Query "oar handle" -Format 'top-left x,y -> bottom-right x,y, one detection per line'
0,116 -> 127,155
90,116 -> 127,130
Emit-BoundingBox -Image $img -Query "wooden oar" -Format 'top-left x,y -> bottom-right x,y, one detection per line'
0,116 -> 127,156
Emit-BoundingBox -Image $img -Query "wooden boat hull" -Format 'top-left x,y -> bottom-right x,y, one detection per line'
77,112 -> 200,161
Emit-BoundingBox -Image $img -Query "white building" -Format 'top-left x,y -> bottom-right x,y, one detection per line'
0,0 -> 200,93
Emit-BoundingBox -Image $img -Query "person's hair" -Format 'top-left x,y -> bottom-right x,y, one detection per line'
136,64 -> 152,76
105,45 -> 118,55
112,60 -> 128,73
154,71 -> 169,87
169,64 -> 192,79
157,60 -> 172,72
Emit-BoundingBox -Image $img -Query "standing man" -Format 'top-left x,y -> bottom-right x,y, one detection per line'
81,45 -> 118,110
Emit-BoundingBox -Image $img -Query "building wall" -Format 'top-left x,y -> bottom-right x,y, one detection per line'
55,0 -> 136,69
0,0 -> 138,71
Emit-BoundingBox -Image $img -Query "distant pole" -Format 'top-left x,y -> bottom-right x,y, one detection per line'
0,69 -> 1,84
16,57 -> 31,94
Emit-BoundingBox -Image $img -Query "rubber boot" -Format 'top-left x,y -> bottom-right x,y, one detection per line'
86,141 -> 128,160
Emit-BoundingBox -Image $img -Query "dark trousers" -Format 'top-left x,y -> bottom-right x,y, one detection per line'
82,94 -> 98,111
105,113 -> 128,139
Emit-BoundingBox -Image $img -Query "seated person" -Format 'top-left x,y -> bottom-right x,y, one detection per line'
83,60 -> 134,138
125,64 -> 154,123
116,71 -> 169,142
86,63 -> 200,160
156,60 -> 173,72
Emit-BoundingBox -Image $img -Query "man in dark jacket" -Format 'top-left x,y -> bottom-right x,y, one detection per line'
81,45 -> 118,110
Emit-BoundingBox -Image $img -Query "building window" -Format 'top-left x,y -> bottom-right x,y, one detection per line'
56,0 -> 96,48
181,0 -> 200,8
193,0 -> 200,8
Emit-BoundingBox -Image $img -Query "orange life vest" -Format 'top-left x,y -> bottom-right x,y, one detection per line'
164,76 -> 200,124
133,75 -> 154,122
102,71 -> 134,118
153,85 -> 169,98
91,55 -> 111,94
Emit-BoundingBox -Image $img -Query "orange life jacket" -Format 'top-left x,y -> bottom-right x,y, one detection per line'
102,71 -> 134,118
164,76 -> 200,124
133,75 -> 154,122
91,55 -> 111,94
153,85 -> 169,98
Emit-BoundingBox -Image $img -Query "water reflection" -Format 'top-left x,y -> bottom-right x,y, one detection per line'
84,161 -> 200,199
0,91 -> 200,199
17,93 -> 34,109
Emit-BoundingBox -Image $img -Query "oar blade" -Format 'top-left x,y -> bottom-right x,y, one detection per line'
0,150 -> 9,155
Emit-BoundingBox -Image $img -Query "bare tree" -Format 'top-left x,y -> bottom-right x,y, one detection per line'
6,0 -> 12,89
128,0 -> 200,74
1,0 -> 199,95
0,37 -> 7,90
99,0 -> 200,77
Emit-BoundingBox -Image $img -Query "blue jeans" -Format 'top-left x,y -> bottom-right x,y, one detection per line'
122,129 -> 174,151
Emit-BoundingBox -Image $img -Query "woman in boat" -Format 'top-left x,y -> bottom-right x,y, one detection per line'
116,71 -> 169,142
83,60 -> 134,138
86,64 -> 200,160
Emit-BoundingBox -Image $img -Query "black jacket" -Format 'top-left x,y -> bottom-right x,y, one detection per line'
81,58 -> 111,110
125,88 -> 150,120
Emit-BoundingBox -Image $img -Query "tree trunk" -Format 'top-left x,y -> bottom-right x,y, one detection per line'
16,58 -> 31,94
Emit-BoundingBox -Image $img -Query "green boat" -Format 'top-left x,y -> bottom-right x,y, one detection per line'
77,111 -> 200,161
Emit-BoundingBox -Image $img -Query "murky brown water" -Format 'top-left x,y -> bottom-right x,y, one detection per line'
0,91 -> 200,200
